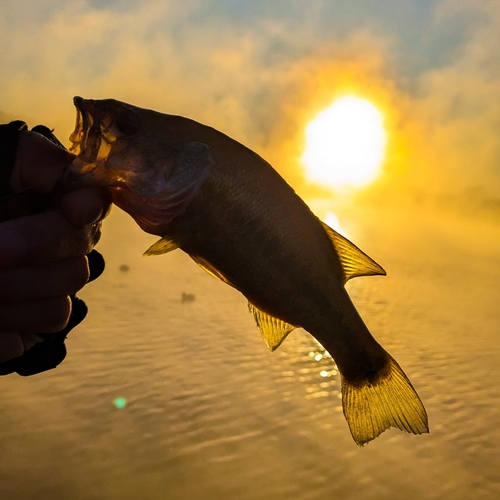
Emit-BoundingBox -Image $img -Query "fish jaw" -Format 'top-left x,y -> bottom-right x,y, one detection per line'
64,96 -> 214,235
67,96 -> 153,192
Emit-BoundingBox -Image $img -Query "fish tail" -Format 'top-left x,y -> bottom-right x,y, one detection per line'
341,352 -> 429,446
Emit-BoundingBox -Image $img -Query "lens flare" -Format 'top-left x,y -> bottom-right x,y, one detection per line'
113,397 -> 127,409
302,96 -> 386,188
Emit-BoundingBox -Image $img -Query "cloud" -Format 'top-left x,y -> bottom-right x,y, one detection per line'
0,0 -> 498,207
0,1 -> 393,152
402,0 -> 500,200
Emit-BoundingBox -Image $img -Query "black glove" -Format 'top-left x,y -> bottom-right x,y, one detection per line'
0,122 -> 105,376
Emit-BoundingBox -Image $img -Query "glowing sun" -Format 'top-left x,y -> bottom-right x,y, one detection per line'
301,96 -> 386,188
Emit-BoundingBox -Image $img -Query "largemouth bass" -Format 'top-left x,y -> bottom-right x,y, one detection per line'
65,96 -> 428,446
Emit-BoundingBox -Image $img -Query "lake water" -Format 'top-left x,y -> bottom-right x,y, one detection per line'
1,204 -> 499,500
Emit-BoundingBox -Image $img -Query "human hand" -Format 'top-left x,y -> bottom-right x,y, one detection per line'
0,128 -> 111,370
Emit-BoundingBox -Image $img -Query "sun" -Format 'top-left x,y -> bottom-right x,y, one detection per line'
301,96 -> 386,188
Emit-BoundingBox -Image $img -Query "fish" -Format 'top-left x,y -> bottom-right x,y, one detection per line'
65,96 -> 429,446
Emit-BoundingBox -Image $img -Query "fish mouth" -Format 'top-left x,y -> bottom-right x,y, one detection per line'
66,96 -> 144,193
69,96 -> 104,163
65,96 -> 160,196
69,96 -> 89,155
65,97 -> 113,189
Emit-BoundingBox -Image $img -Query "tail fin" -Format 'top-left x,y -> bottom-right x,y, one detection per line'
341,354 -> 429,446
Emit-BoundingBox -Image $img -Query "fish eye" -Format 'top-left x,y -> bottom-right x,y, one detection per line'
115,109 -> 140,135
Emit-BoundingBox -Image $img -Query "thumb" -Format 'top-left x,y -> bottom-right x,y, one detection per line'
10,131 -> 76,194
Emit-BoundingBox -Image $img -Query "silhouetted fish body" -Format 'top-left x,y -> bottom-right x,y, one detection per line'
66,97 -> 428,445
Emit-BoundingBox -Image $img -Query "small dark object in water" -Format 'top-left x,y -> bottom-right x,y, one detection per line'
119,264 -> 130,272
181,292 -> 195,303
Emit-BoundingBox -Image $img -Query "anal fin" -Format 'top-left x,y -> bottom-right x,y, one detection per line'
248,303 -> 295,351
321,221 -> 386,283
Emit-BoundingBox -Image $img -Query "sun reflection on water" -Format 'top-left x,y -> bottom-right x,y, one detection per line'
277,330 -> 341,406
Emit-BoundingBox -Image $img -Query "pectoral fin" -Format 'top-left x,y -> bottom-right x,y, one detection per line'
248,303 -> 296,351
143,236 -> 179,256
321,221 -> 386,283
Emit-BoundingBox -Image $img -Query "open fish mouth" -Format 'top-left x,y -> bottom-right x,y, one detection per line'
65,97 -> 114,188
65,96 -> 145,191
69,96 -> 115,163
69,96 -> 92,156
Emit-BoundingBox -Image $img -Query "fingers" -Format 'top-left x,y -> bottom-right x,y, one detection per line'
0,296 -> 72,334
0,129 -> 108,368
11,131 -> 75,193
61,187 -> 112,228
0,295 -> 88,367
9,130 -> 112,229
0,210 -> 101,268
0,255 -> 89,302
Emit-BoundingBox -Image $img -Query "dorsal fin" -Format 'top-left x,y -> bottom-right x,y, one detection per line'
189,254 -> 234,287
321,221 -> 386,284
248,303 -> 296,351
143,236 -> 179,256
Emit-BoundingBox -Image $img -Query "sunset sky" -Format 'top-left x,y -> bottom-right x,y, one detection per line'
1,0 -> 499,206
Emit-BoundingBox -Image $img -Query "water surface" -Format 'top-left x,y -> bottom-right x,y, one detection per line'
1,207 -> 499,499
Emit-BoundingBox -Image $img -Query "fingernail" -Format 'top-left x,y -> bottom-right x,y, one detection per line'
0,230 -> 26,267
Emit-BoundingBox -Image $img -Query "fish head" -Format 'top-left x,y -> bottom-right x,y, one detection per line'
67,96 -> 159,195
65,97 -> 213,235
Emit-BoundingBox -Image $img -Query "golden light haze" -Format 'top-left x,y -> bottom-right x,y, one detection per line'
2,4 -> 500,496
1,0 -> 499,211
